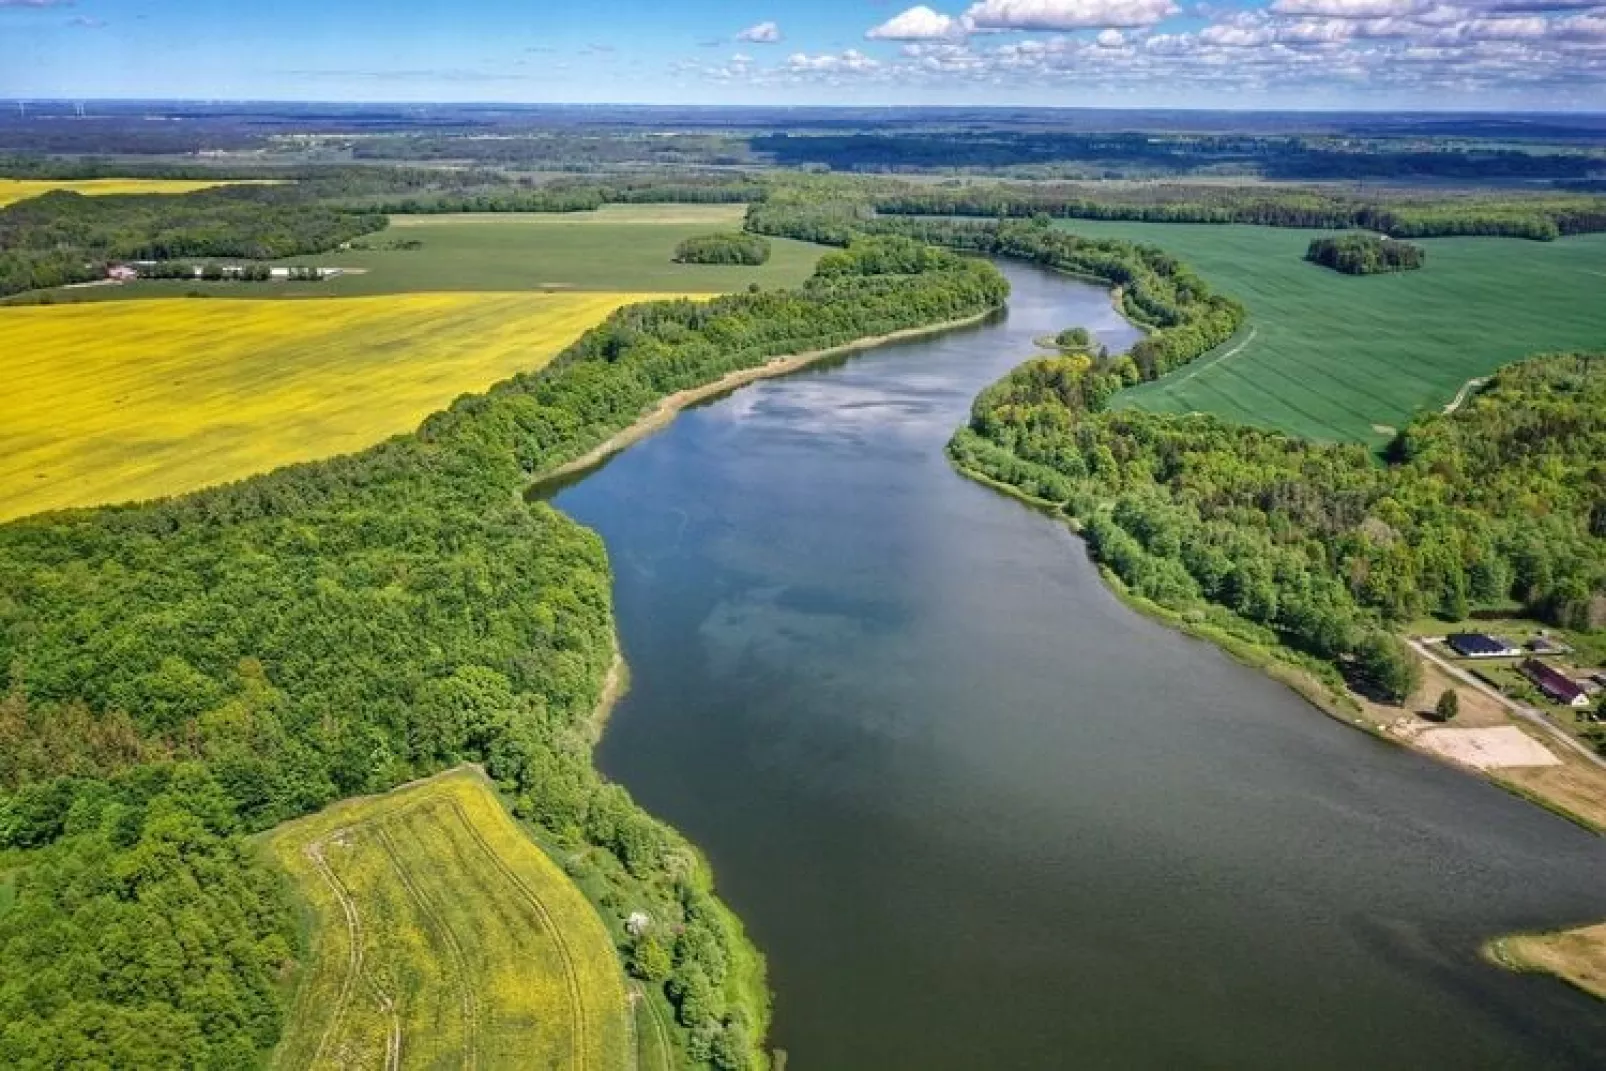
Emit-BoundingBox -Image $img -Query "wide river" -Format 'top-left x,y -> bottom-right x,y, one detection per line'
551,262 -> 1606,1068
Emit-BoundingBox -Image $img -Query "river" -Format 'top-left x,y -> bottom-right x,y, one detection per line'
550,262 -> 1606,1068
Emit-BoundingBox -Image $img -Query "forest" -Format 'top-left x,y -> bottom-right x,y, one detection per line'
0,238 -> 1007,1068
750,132 -> 1605,182
1306,234 -> 1425,274
0,185 -> 384,297
673,232 -> 773,265
866,181 -> 1606,240
951,352 -> 1605,703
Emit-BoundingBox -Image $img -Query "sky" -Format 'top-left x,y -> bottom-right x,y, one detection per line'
2,0 -> 1604,110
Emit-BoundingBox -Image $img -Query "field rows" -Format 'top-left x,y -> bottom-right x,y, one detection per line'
1056,221 -> 1606,443
265,768 -> 632,1071
0,291 -> 661,520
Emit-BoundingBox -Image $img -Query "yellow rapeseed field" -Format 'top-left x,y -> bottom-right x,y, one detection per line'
0,291 -> 660,521
265,767 -> 633,1071
0,177 -> 278,206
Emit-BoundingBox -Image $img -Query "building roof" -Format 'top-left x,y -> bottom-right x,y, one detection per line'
1447,633 -> 1518,657
1521,659 -> 1586,704
1529,635 -> 1573,654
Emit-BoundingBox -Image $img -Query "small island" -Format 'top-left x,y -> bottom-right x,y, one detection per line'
672,231 -> 772,265
1306,234 -> 1426,275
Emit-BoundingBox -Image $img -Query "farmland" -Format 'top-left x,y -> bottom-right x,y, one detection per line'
1053,221 -> 1606,443
264,768 -> 632,1071
0,290 -> 660,520
41,204 -> 826,302
0,177 -> 273,205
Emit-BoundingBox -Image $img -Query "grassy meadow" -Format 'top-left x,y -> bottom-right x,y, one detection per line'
0,177 -> 275,206
0,290 -> 661,520
1053,221 -> 1606,444
264,768 -> 632,1071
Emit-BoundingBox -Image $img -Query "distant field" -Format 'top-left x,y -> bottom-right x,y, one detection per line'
265,768 -> 631,1071
1055,221 -> 1606,443
0,177 -> 274,205
0,290 -> 658,520
42,204 -> 824,302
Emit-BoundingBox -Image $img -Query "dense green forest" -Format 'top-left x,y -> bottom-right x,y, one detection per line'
0,238 -> 1007,1068
358,174 -> 764,215
0,185 -> 385,297
951,353 -> 1605,702
674,232 -> 772,266
1306,234 -> 1425,274
866,181 -> 1606,240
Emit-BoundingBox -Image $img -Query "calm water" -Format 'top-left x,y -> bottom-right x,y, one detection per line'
551,263 -> 1606,1068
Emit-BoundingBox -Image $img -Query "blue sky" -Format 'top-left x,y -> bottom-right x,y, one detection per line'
3,0 -> 1604,108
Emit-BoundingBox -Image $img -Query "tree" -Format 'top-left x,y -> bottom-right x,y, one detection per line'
629,936 -> 672,982
1434,689 -> 1460,721
1355,631 -> 1421,702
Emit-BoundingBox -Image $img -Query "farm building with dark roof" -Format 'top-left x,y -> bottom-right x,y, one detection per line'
1521,659 -> 1589,708
1446,633 -> 1522,659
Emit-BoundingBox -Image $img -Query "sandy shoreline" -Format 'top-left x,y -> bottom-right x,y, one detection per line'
534,308 -> 997,488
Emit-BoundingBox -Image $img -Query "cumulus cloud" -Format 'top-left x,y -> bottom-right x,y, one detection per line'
736,21 -> 782,44
687,0 -> 1606,102
1553,12 -> 1606,40
868,5 -> 967,40
1269,0 -> 1417,16
964,0 -> 1181,31
785,48 -> 880,72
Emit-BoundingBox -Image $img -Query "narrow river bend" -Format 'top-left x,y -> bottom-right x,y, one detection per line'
551,262 -> 1606,1068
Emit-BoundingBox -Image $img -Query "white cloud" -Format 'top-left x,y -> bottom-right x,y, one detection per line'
785,49 -> 881,72
1460,15 -> 1550,37
687,0 -> 1606,102
1553,13 -> 1606,40
964,0 -> 1181,31
1269,0 -> 1418,17
736,21 -> 782,44
868,5 -> 967,40
1200,21 -> 1275,45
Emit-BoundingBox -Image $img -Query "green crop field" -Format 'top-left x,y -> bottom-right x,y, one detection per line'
43,204 -> 823,302
264,767 -> 632,1071
1055,220 -> 1606,444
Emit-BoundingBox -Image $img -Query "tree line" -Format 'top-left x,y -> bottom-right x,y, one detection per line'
1306,234 -> 1425,275
865,181 -> 1606,240
0,237 -> 1008,1068
0,185 -> 383,298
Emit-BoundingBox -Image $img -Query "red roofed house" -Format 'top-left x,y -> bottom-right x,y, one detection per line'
1521,659 -> 1589,708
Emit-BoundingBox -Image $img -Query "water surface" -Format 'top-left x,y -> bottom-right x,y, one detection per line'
553,263 -> 1606,1068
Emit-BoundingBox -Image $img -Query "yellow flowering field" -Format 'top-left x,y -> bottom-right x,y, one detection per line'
264,767 -> 633,1071
0,177 -> 279,206
0,291 -> 657,521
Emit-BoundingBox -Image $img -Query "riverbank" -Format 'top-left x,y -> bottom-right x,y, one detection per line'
1486,925 -> 1606,1001
536,308 -> 998,488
